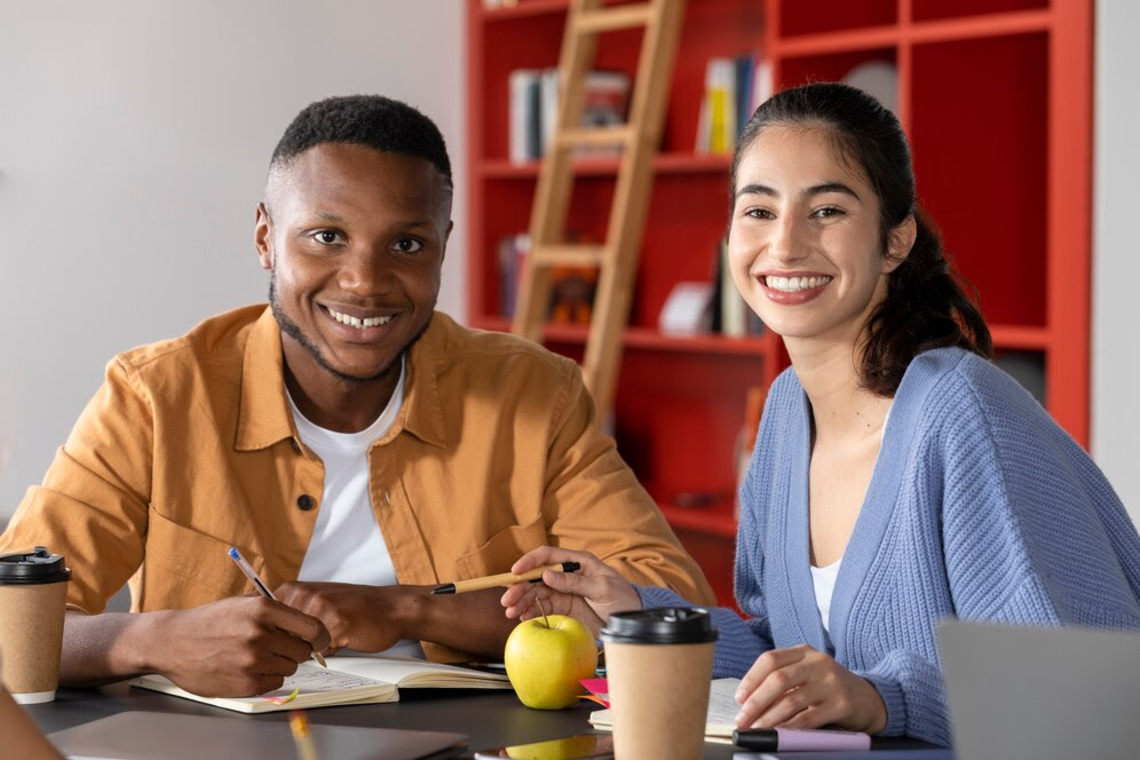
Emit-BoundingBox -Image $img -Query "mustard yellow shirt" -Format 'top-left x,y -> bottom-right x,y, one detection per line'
2,305 -> 713,625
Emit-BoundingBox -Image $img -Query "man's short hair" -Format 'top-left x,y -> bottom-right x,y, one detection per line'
270,95 -> 452,189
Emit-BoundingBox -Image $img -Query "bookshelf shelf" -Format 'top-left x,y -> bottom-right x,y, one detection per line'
479,151 -> 732,178
466,0 -> 1092,605
478,0 -> 570,22
472,317 -> 770,357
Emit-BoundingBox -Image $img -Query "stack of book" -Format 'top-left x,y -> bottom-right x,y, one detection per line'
509,69 -> 632,163
695,54 -> 772,155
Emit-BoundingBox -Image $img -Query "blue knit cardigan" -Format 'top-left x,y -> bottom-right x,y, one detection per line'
639,347 -> 1140,746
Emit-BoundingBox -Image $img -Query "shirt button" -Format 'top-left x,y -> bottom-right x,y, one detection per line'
291,439 -> 302,454
297,494 -> 316,511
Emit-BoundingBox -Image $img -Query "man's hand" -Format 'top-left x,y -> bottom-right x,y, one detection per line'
734,644 -> 887,734
274,581 -> 406,653
146,596 -> 330,697
500,546 -> 642,638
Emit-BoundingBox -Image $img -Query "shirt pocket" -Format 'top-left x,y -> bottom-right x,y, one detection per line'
140,510 -> 263,610
456,516 -> 549,580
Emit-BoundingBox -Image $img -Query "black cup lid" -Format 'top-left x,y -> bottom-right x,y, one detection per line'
0,546 -> 72,585
600,606 -> 718,644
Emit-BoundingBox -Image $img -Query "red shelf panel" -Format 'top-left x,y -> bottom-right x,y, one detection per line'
470,317 -> 769,357
990,324 -> 1049,351
477,0 -> 569,21
658,499 -> 738,539
477,152 -> 732,179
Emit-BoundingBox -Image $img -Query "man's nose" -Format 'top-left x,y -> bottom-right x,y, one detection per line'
339,249 -> 391,295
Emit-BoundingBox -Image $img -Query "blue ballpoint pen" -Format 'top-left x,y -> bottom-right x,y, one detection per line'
227,546 -> 328,667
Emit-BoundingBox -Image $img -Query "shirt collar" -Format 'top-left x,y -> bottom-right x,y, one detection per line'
235,307 -> 449,452
236,307 -> 294,452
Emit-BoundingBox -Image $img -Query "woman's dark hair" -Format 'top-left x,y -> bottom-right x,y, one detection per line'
731,82 -> 992,396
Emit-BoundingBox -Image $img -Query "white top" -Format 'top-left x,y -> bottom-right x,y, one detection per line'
290,359 -> 422,658
810,558 -> 842,638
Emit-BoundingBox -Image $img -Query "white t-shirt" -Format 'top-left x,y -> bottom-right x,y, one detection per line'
810,558 -> 842,641
289,359 -> 422,658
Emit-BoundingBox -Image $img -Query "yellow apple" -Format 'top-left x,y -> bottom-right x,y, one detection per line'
504,734 -> 600,759
504,614 -> 599,710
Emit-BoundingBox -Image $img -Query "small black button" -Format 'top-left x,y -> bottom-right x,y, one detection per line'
290,439 -> 302,454
297,494 -> 315,511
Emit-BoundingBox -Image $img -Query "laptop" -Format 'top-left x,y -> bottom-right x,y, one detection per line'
938,620 -> 1140,760
49,711 -> 467,760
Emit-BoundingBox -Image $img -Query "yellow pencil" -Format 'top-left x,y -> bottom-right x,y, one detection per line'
430,561 -> 581,595
289,710 -> 320,760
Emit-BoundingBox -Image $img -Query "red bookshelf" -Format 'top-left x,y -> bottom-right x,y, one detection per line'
466,0 -> 1092,606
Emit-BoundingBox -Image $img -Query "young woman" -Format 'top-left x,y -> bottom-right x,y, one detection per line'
501,82 -> 1140,747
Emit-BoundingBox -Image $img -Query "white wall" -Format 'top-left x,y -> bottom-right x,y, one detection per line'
1093,0 -> 1140,525
0,1 -> 466,518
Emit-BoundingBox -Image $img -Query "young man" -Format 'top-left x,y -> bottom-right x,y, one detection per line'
0,96 -> 713,698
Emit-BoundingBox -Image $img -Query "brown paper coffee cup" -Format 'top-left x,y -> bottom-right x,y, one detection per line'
0,547 -> 71,704
601,607 -> 718,760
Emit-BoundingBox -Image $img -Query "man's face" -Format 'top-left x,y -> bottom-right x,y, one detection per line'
255,143 -> 452,388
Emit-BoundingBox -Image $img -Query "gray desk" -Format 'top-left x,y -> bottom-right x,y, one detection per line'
27,684 -> 943,758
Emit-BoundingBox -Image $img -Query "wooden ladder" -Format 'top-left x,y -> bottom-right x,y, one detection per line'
511,0 -> 687,420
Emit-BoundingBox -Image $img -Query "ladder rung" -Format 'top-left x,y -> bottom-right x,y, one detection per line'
576,4 -> 655,34
556,125 -> 633,148
531,244 -> 606,266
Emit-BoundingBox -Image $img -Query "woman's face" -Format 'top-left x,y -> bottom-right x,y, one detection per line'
727,124 -> 909,352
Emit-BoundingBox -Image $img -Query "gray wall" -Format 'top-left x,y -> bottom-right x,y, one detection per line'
0,1 -> 465,518
1093,0 -> 1140,525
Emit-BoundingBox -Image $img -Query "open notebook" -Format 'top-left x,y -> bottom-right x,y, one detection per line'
588,677 -> 741,743
130,656 -> 511,714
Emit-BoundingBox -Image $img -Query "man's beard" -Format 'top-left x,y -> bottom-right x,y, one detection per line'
268,273 -> 431,386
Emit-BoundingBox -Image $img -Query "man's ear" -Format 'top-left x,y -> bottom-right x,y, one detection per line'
883,214 -> 917,274
254,202 -> 273,270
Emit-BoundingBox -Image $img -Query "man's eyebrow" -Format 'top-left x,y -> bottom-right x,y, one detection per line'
314,211 -> 347,223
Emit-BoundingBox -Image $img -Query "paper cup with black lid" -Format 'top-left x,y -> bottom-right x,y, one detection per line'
0,546 -> 71,704
600,607 -> 718,760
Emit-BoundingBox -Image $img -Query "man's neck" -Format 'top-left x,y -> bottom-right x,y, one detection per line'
282,350 -> 402,433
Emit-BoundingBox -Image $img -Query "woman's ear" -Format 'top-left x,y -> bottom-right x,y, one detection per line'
883,214 -> 917,274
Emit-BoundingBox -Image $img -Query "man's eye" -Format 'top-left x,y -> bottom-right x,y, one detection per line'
393,239 -> 424,253
313,230 -> 344,245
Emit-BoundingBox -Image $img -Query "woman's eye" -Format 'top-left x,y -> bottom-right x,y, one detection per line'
745,207 -> 774,220
812,206 -> 845,219
393,238 -> 424,254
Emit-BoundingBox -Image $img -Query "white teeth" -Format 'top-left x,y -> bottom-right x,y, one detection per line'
328,308 -> 392,329
766,275 -> 832,292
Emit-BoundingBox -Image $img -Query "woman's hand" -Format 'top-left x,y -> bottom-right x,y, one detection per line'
734,644 -> 887,734
500,546 -> 642,638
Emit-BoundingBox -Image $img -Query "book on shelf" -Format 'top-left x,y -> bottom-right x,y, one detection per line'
588,678 -> 742,743
707,238 -> 764,338
696,54 -> 773,155
130,656 -> 511,714
509,68 -> 632,163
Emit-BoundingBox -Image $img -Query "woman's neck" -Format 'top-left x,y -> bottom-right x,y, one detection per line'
787,338 -> 891,444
